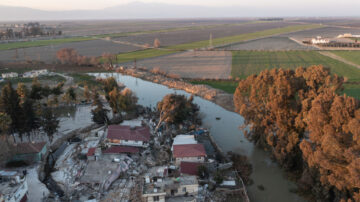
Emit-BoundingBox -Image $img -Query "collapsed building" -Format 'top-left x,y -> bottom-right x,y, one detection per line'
0,170 -> 28,202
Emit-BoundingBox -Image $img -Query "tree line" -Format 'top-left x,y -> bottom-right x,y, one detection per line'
0,79 -> 76,143
233,65 -> 360,201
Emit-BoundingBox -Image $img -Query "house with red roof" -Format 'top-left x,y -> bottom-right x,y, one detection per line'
173,144 -> 206,166
180,161 -> 203,176
106,125 -> 150,147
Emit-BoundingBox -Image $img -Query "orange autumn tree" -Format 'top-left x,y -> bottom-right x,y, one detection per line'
234,65 -> 360,201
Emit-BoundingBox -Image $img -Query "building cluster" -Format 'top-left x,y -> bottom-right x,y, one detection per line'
303,34 -> 360,48
1,69 -> 49,80
0,22 -> 61,40
0,170 -> 28,202
45,115 -> 244,201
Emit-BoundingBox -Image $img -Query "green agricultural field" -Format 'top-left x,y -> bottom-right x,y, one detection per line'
0,37 -> 94,51
190,80 -> 238,94
330,51 -> 360,66
115,49 -> 178,63
115,24 -> 322,63
342,83 -> 360,100
231,50 -> 360,82
170,24 -> 322,50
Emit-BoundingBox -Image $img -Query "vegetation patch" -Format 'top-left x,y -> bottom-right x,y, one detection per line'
330,50 -> 360,66
0,37 -> 93,51
115,49 -> 178,63
189,79 -> 238,94
231,50 -> 360,82
169,24 -> 322,50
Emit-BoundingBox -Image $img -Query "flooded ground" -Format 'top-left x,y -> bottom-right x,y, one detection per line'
89,73 -> 305,202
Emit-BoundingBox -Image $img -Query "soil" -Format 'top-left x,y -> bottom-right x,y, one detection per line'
134,50 -> 232,79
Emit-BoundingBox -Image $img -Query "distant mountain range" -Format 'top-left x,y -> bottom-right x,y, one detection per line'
0,2 -> 359,21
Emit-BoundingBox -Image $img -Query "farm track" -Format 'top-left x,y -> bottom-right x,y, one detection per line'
319,51 -> 360,70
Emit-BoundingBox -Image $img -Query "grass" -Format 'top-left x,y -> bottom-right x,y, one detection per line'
115,49 -> 178,63
69,73 -> 99,87
0,75 -> 66,88
342,83 -> 360,100
0,37 -> 93,51
190,80 -> 238,94
330,51 -> 360,66
231,50 -> 360,82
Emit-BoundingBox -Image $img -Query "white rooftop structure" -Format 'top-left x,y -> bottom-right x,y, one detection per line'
171,135 -> 197,151
120,119 -> 143,127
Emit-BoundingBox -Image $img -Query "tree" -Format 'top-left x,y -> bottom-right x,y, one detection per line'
156,94 -> 199,130
108,88 -> 138,114
102,77 -> 119,101
56,48 -> 78,64
232,65 -> 360,201
153,38 -> 161,48
0,82 -> 24,142
30,78 -> 43,100
91,91 -> 109,125
63,87 -> 76,104
102,53 -> 117,69
84,85 -> 91,102
21,98 -> 40,141
0,112 -> 11,139
16,83 -> 28,104
41,107 -> 59,142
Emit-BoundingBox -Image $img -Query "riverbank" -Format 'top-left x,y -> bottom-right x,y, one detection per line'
116,68 -> 235,112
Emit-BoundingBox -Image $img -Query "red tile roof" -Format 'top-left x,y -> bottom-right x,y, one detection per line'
87,148 -> 96,156
102,146 -> 139,154
15,142 -> 47,155
107,125 -> 150,142
173,144 -> 206,158
180,161 -> 203,176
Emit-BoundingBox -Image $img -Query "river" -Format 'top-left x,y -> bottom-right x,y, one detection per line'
87,73 -> 305,202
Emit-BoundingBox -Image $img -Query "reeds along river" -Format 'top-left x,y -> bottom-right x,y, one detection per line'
86,73 -> 305,202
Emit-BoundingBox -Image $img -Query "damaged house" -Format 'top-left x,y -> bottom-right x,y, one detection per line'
106,125 -> 150,148
173,144 -> 206,166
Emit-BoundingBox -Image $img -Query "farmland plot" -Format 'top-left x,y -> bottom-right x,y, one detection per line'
0,39 -> 142,63
231,50 -> 360,82
112,22 -> 299,47
135,50 -> 232,79
221,36 -> 317,50
282,26 -> 360,40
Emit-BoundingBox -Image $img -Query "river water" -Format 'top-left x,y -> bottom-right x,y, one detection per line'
87,73 -> 305,202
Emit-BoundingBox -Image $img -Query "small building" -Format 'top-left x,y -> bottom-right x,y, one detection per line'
165,176 -> 199,197
11,142 -> 48,163
22,69 -> 48,78
173,144 -> 206,166
1,72 -> 18,79
106,125 -> 150,147
0,170 -> 28,202
311,36 -> 329,44
142,184 -> 166,202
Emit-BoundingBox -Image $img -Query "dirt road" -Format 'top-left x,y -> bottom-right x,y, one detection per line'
319,51 -> 360,70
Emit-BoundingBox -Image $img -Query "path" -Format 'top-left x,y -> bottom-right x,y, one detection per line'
319,51 -> 360,70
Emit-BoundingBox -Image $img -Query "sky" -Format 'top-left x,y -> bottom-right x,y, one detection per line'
0,0 -> 360,11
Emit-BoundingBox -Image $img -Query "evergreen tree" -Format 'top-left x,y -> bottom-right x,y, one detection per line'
21,98 -> 40,141
30,78 -> 43,100
91,91 -> 109,125
41,107 -> 59,142
0,82 -> 24,142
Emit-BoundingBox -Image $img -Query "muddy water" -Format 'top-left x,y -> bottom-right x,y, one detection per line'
90,73 -> 305,202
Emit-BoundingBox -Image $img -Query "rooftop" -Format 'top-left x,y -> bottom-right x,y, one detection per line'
173,144 -> 206,158
102,146 -> 139,154
180,161 -> 203,176
172,135 -> 197,150
86,148 -> 96,156
14,142 -> 47,155
107,125 -> 150,142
